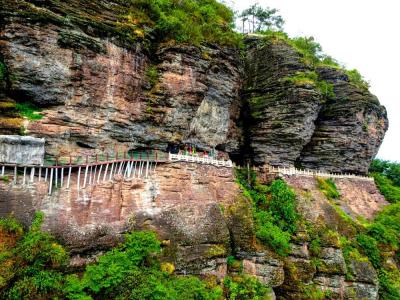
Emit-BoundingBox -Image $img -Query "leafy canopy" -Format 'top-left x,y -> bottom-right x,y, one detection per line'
124,0 -> 241,46
235,168 -> 299,256
239,3 -> 284,33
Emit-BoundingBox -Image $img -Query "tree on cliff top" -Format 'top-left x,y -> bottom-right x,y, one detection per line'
239,3 -> 284,33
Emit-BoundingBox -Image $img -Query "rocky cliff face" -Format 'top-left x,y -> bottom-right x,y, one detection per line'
0,1 -> 393,299
0,1 -> 387,173
0,162 -> 386,299
243,38 -> 388,174
0,0 -> 242,157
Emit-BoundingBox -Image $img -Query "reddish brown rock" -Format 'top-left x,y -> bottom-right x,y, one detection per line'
0,162 -> 241,272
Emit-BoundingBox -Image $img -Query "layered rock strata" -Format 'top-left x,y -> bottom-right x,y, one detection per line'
243,38 -> 388,174
0,0 -> 242,157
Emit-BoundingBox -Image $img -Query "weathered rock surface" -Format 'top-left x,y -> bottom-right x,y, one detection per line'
284,175 -> 387,221
243,37 -> 388,174
298,67 -> 388,174
243,38 -> 323,167
1,0 -> 242,157
0,163 -> 242,271
0,1 -> 388,174
238,251 -> 285,287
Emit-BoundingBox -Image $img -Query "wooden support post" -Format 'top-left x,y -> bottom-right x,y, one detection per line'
48,168 -> 54,195
109,163 -> 114,180
132,161 -> 137,178
55,167 -> 58,188
67,167 -> 72,189
14,165 -> 17,184
93,165 -> 97,184
145,160 -> 149,178
1,165 -> 4,176
103,164 -> 109,182
114,162 -> 119,176
118,161 -> 124,175
88,165 -> 92,186
97,164 -> 103,183
30,167 -> 35,183
83,165 -> 89,188
138,161 -> 142,177
140,161 -> 144,177
124,162 -> 130,178
38,167 -> 42,182
60,168 -> 64,187
77,166 -> 81,190
23,167 -> 27,185
45,168 -> 48,182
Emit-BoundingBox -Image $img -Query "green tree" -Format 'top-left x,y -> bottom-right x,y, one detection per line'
239,4 -> 284,33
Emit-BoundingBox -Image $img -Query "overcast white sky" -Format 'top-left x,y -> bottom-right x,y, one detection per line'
230,0 -> 399,162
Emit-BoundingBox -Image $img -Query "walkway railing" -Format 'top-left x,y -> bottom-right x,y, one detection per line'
0,150 -> 234,195
42,150 -> 168,167
268,166 -> 374,181
169,153 -> 233,168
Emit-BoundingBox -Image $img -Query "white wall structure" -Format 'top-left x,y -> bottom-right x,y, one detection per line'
0,135 -> 45,165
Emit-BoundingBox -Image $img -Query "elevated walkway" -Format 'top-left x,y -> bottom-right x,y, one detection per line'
268,166 -> 374,182
0,151 -> 233,195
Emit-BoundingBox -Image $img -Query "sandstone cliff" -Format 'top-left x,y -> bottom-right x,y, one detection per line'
0,0 -> 388,173
0,1 -> 394,299
243,37 -> 388,174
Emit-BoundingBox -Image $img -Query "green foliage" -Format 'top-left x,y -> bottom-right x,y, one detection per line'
316,177 -> 340,201
302,284 -> 329,300
371,173 -> 400,203
356,234 -> 381,269
260,31 -> 370,97
15,102 -> 43,120
290,36 -> 324,67
378,269 -> 400,300
0,216 -> 23,235
370,159 -> 400,203
125,0 -> 242,46
223,275 -> 271,300
267,180 -> 299,233
345,69 -> 370,90
0,61 -> 6,82
146,65 -> 159,88
1,213 -> 272,299
283,71 -> 335,99
370,159 -> 400,187
235,168 -> 299,256
309,238 -> 322,257
254,211 -> 291,256
0,175 -> 10,183
239,4 -> 284,33
0,212 -> 68,299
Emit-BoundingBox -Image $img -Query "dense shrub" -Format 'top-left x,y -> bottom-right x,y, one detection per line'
370,159 -> 400,203
236,168 -> 299,256
15,102 -> 43,120
124,0 -> 241,46
372,173 -> 400,203
370,159 -> 400,187
283,71 -> 335,99
0,212 -> 68,299
345,69 -> 370,90
1,213 -> 272,299
316,177 -> 340,201
223,275 -> 271,300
